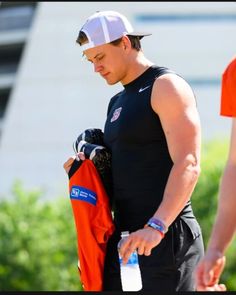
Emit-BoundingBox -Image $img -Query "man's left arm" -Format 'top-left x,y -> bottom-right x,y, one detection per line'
151,73 -> 201,227
119,74 -> 201,263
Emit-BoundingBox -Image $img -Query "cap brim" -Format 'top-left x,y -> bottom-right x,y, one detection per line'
127,32 -> 152,39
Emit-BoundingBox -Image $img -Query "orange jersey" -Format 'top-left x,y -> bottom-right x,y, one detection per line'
68,159 -> 115,291
220,56 -> 236,117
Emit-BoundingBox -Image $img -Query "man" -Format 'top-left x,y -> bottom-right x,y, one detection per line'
65,10 -> 204,291
195,56 -> 236,291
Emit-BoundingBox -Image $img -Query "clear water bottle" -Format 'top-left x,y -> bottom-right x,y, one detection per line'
118,231 -> 143,291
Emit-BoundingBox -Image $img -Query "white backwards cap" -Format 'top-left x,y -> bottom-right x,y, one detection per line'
78,10 -> 151,51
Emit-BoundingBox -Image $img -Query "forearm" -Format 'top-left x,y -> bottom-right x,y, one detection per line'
207,162 -> 236,254
153,155 -> 200,228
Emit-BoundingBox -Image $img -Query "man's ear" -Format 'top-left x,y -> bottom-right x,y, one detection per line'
122,35 -> 131,51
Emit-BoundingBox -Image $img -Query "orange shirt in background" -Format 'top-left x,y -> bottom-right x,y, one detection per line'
220,56 -> 236,117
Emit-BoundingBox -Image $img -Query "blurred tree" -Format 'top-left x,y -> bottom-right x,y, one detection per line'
0,181 -> 82,291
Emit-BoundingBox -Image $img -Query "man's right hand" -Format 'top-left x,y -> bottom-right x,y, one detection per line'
195,248 -> 227,291
63,153 -> 85,174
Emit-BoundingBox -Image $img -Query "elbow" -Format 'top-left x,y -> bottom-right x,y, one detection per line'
193,163 -> 201,181
185,154 -> 201,182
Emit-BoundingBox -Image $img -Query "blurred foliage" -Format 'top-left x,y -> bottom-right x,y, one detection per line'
0,139 -> 235,290
192,138 -> 236,291
0,181 -> 82,291
192,139 -> 228,241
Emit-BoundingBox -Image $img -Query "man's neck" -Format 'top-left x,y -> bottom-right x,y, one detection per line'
121,52 -> 154,85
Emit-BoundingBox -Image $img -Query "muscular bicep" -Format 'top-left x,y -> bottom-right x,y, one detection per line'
151,74 -> 201,164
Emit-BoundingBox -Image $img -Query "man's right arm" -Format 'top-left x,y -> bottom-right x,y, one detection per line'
195,118 -> 236,291
207,118 -> 236,254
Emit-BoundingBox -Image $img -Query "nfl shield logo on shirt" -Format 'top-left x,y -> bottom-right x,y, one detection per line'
111,107 -> 122,122
70,185 -> 97,205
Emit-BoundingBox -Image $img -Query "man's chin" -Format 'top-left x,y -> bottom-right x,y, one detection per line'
105,79 -> 118,85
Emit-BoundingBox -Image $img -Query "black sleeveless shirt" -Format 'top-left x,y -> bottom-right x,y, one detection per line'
103,65 -> 190,231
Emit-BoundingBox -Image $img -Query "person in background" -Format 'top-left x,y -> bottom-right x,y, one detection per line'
195,56 -> 236,291
65,10 -> 204,291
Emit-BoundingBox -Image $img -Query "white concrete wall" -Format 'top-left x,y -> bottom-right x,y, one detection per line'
0,2 -> 235,199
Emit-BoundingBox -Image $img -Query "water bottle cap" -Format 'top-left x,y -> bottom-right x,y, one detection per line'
121,231 -> 129,238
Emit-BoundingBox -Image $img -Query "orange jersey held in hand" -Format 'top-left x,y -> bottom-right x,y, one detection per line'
68,159 -> 115,291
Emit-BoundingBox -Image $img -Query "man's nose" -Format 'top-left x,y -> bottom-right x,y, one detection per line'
94,63 -> 103,73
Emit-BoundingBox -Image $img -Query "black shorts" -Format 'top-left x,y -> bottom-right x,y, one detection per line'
103,216 -> 204,292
